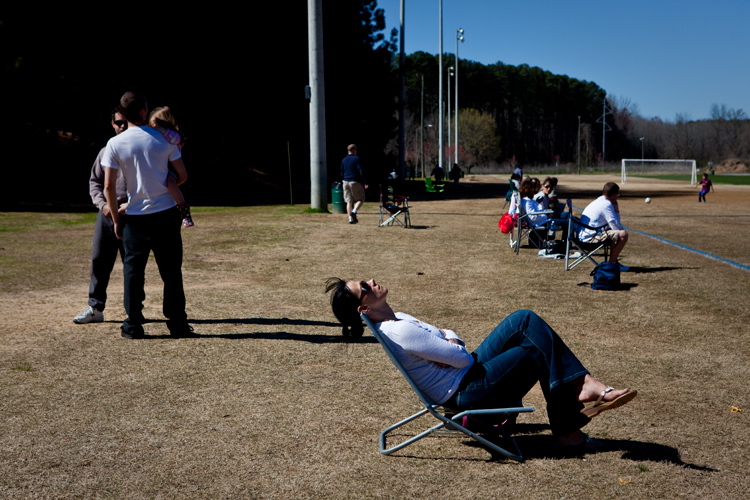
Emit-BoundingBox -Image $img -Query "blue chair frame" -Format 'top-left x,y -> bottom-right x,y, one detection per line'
361,312 -> 535,461
510,193 -> 554,255
564,214 -> 611,270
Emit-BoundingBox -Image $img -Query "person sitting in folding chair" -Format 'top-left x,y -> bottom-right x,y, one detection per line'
579,182 -> 630,271
325,277 -> 637,451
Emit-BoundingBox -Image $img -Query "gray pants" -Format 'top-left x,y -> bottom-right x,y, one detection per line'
88,210 -> 125,311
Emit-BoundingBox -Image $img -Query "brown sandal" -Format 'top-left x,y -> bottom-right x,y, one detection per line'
581,388 -> 638,418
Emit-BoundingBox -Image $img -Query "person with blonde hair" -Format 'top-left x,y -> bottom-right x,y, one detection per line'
148,106 -> 194,228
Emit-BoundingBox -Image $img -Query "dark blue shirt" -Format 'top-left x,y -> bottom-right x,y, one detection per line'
341,155 -> 366,184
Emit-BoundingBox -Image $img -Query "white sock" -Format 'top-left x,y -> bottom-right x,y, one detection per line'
351,209 -> 357,214
349,216 -> 353,222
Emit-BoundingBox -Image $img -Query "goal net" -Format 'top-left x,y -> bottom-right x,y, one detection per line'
621,159 -> 697,185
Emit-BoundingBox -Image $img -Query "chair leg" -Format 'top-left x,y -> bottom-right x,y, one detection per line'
380,405 -> 533,461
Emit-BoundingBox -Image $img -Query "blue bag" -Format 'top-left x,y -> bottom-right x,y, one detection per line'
590,262 -> 621,290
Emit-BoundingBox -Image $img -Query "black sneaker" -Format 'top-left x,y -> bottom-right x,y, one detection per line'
121,327 -> 145,339
169,323 -> 198,338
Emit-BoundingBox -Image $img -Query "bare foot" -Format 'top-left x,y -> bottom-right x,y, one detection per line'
576,374 -> 629,403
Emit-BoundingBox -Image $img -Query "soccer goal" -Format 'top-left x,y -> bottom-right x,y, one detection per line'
621,159 -> 697,185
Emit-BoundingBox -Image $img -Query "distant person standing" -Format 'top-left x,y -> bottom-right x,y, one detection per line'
101,91 -> 194,339
73,109 -> 129,324
450,163 -> 462,184
431,164 -> 445,183
513,164 -> 523,178
697,173 -> 714,203
340,144 -> 368,224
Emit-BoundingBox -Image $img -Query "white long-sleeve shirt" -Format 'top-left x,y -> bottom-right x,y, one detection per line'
377,312 -> 474,404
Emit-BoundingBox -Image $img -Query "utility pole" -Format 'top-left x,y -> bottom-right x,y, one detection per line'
455,28 -> 464,166
577,115 -> 581,175
596,97 -> 612,163
447,66 -> 452,157
438,0 -> 443,171
307,0 -> 327,210
420,74 -> 425,177
398,0 -> 406,183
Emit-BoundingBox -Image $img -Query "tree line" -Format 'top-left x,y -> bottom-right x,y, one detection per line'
3,2 -> 747,209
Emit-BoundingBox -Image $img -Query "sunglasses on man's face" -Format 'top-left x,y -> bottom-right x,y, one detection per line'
543,184 -> 552,189
113,120 -> 128,128
359,281 -> 371,301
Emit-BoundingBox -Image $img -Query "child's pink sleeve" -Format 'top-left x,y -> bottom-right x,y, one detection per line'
163,129 -> 182,146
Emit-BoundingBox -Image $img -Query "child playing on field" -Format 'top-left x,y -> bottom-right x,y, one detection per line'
697,172 -> 714,203
148,106 -> 194,227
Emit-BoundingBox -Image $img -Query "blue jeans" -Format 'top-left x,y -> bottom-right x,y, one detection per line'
445,310 -> 590,435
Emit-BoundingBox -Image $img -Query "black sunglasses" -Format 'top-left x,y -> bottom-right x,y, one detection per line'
359,281 -> 371,301
543,184 -> 552,189
113,119 -> 128,128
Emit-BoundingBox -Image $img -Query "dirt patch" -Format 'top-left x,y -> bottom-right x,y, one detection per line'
1,177 -> 750,498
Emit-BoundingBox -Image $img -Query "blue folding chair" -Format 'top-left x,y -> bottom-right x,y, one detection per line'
564,214 -> 611,270
361,312 -> 535,461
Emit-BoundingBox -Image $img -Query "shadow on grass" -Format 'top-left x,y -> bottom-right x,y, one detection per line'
511,434 -> 718,471
188,317 -> 340,327
576,282 -> 639,290
113,317 -> 377,343
128,330 -> 378,343
390,428 -> 718,471
626,266 -> 693,273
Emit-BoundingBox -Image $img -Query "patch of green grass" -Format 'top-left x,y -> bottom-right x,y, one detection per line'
0,212 -> 96,233
11,363 -> 32,371
630,173 -> 750,185
638,464 -> 648,472
302,207 -> 330,214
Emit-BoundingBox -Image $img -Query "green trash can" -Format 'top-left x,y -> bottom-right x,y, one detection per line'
331,182 -> 346,214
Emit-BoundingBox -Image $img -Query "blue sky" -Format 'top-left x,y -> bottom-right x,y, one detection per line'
377,0 -> 750,121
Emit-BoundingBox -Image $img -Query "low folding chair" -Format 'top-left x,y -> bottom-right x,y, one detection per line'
424,178 -> 445,196
378,184 -> 411,227
564,214 -> 611,270
361,312 -> 535,461
510,193 -> 554,255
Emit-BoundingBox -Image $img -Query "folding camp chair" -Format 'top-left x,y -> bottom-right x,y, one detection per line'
509,192 -> 554,255
378,184 -> 411,227
501,176 -> 519,210
564,214 -> 611,270
424,178 -> 445,196
361,312 -> 535,461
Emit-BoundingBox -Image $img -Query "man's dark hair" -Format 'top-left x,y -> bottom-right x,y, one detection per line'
603,182 -> 620,197
110,106 -> 120,122
325,277 -> 364,338
118,91 -> 147,124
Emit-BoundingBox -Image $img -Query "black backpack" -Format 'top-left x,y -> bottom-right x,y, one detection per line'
590,262 -> 621,290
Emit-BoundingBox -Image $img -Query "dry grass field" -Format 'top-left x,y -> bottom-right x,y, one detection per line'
1,174 -> 748,499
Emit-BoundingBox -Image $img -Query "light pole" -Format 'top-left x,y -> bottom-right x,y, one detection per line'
438,0 -> 444,171
640,137 -> 645,173
448,66 -> 453,158
577,116 -> 581,175
454,28 -> 464,166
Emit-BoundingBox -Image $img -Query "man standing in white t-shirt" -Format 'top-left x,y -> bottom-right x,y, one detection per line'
101,91 -> 195,339
578,182 -> 630,271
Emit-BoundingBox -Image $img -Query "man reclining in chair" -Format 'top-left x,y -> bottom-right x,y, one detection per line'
325,277 -> 637,451
579,182 -> 629,271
